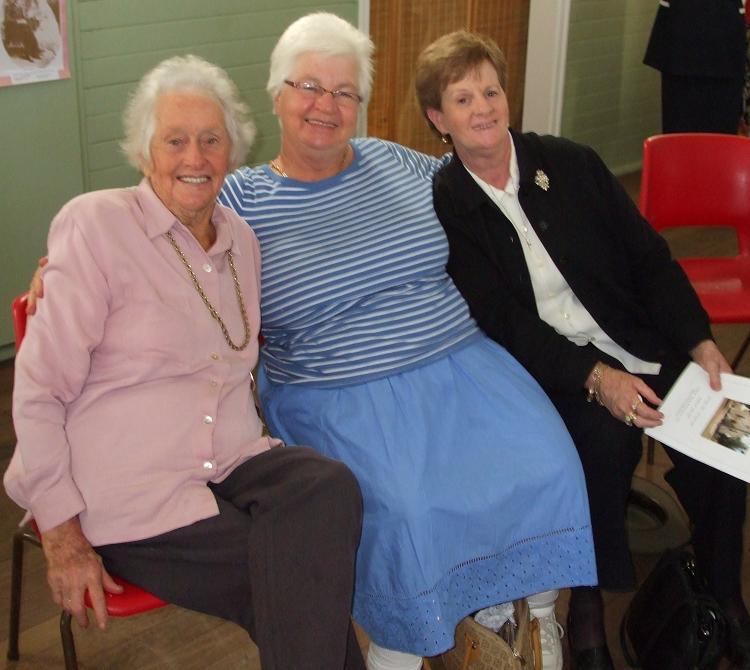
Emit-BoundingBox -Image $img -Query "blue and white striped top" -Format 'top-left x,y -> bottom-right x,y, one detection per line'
220,138 -> 480,386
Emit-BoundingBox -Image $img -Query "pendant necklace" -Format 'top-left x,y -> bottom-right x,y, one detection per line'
270,146 -> 350,178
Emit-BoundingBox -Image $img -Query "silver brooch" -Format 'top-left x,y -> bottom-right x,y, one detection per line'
534,169 -> 550,191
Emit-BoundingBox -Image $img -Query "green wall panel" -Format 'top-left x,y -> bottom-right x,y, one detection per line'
0,0 -> 357,356
562,0 -> 660,175
0,29 -> 83,356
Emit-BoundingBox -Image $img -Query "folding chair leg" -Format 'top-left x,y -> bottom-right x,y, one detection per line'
7,530 -> 25,660
731,331 -> 750,370
60,610 -> 79,670
6,523 -> 80,669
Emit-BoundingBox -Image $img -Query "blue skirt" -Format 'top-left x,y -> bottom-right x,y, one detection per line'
259,335 -> 596,655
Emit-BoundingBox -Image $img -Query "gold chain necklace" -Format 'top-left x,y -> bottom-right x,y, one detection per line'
165,231 -> 251,351
269,159 -> 288,177
270,146 -> 350,178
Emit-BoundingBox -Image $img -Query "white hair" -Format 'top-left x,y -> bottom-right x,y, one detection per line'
121,54 -> 256,172
267,12 -> 374,102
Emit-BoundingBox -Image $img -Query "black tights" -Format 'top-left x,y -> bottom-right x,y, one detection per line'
567,586 -> 607,652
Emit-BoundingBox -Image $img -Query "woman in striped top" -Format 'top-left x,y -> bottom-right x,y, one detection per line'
219,12 -> 596,670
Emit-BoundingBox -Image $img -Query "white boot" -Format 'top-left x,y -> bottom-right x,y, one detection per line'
527,590 -> 563,670
366,641 -> 423,670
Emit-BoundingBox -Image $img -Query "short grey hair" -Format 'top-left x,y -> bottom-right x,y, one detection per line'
121,54 -> 256,172
267,12 -> 374,102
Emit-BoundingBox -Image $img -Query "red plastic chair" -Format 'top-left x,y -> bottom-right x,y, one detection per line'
640,133 -> 750,463
640,133 -> 750,370
7,293 -> 167,669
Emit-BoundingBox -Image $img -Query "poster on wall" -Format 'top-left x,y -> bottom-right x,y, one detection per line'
0,0 -> 69,87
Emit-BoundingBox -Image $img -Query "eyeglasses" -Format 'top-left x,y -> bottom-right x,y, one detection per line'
283,79 -> 363,107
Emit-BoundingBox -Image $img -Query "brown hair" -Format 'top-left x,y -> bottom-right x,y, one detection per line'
415,30 -> 508,140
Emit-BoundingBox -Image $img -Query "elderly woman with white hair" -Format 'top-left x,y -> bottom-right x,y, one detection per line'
219,12 -> 597,670
4,54 -> 366,670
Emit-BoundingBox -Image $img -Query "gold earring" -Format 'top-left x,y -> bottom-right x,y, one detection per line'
441,135 -> 449,144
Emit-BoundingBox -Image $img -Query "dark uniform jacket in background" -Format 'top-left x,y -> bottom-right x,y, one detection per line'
644,0 -> 746,78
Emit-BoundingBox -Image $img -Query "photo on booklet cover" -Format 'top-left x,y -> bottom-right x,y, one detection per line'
702,398 -> 750,455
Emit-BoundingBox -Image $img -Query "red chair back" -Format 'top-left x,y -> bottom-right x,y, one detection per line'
640,133 -> 750,257
639,133 -> 750,369
11,293 -> 28,351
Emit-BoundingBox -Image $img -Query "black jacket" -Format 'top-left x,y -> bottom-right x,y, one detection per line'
432,130 -> 711,395
643,0 -> 746,78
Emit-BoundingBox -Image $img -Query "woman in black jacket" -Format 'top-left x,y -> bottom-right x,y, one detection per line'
417,30 -> 749,670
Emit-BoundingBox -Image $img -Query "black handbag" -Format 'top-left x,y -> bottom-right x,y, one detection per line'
620,549 -> 727,670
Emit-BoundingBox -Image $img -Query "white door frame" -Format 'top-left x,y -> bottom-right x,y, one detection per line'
522,0 -> 571,135
358,0 -> 371,136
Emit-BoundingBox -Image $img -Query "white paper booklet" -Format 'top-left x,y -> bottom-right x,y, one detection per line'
645,362 -> 750,483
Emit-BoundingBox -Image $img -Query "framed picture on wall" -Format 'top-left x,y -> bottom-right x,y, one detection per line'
0,0 -> 70,87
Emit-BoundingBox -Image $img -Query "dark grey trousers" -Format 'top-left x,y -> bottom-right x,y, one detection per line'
96,446 -> 365,670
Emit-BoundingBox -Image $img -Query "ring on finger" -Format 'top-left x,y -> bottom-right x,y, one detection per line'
631,394 -> 643,413
624,413 -> 634,426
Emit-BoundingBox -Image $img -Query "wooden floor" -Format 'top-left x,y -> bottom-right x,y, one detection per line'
1,173 -> 750,668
